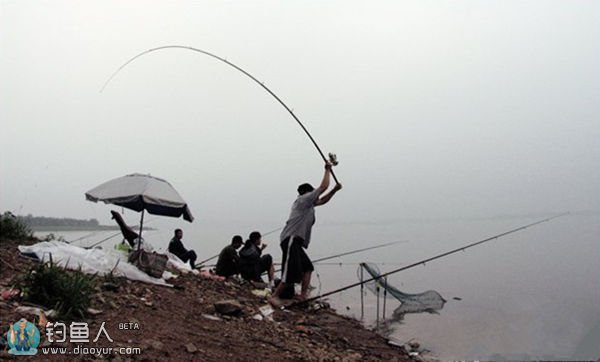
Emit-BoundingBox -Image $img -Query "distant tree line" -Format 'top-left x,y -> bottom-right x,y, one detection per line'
19,214 -> 100,228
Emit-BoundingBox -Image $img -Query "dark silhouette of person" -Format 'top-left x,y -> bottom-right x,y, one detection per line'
215,235 -> 243,278
168,229 -> 197,269
239,231 -> 274,284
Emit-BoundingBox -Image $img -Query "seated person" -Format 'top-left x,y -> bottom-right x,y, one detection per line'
215,235 -> 243,278
239,231 -> 275,284
168,229 -> 197,269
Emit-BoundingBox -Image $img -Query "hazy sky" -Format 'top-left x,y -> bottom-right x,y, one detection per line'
2,0 -> 599,229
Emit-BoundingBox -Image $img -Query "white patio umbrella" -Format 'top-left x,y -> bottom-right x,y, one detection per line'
85,173 -> 194,245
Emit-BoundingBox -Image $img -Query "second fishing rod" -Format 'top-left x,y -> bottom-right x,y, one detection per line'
288,212 -> 568,308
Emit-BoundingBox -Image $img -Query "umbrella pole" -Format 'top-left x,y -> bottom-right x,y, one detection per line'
138,209 -> 145,251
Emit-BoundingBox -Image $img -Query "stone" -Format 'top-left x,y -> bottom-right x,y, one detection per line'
101,282 -> 120,292
1,288 -> 20,300
202,314 -> 222,321
185,342 -> 198,353
408,341 -> 420,350
15,306 -> 42,316
214,299 -> 243,316
295,325 -> 310,334
87,308 -> 103,316
149,340 -> 163,351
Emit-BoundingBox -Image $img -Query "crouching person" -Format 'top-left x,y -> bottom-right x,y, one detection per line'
239,231 -> 275,285
215,235 -> 243,278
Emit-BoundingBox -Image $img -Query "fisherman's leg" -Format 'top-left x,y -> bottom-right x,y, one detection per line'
270,237 -> 291,300
260,254 -> 274,282
300,271 -> 312,300
187,250 -> 197,268
272,281 -> 285,298
298,246 -> 314,300
268,263 -> 275,282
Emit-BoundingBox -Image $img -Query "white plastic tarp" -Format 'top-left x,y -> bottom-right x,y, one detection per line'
18,241 -> 174,286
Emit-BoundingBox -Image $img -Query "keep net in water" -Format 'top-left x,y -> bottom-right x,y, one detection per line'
359,262 -> 446,317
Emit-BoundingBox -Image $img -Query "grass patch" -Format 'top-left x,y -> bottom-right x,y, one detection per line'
15,258 -> 97,320
0,211 -> 33,240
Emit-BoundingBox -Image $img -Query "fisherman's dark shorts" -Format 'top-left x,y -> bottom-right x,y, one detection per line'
280,236 -> 314,284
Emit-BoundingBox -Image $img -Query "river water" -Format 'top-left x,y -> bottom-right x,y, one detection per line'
35,212 -> 599,360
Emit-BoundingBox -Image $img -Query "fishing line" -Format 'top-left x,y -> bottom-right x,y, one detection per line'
86,217 -> 159,249
66,203 -> 103,244
203,238 -> 406,271
312,240 -> 407,264
268,239 -> 407,274
100,45 -> 339,183
66,230 -> 102,244
313,262 -> 407,266
315,270 -> 323,301
263,226 -> 283,237
289,212 -> 569,308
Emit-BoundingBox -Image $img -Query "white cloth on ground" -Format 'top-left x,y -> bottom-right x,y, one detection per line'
18,241 -> 173,286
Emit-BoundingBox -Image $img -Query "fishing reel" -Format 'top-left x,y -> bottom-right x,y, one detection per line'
328,153 -> 339,166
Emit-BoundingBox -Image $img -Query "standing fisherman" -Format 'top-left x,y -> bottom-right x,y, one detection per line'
270,162 -> 342,305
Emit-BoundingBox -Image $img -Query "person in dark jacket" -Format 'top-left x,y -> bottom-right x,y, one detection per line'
168,229 -> 197,268
238,231 -> 274,284
215,235 -> 243,278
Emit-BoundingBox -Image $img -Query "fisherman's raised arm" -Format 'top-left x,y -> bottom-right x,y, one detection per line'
316,183 -> 342,206
316,162 -> 333,194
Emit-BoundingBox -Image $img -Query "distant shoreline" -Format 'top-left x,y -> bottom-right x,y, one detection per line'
31,226 -> 154,232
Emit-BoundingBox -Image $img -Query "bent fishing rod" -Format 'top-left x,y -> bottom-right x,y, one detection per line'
290,212 -> 569,308
101,45 -> 339,183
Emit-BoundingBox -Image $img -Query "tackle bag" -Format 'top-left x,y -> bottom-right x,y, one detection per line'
128,250 -> 168,278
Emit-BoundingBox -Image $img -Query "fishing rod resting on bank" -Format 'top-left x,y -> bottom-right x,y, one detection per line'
101,45 -> 340,183
289,212 -> 569,308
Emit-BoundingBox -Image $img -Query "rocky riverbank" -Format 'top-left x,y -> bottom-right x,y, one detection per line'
0,238 -> 417,361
